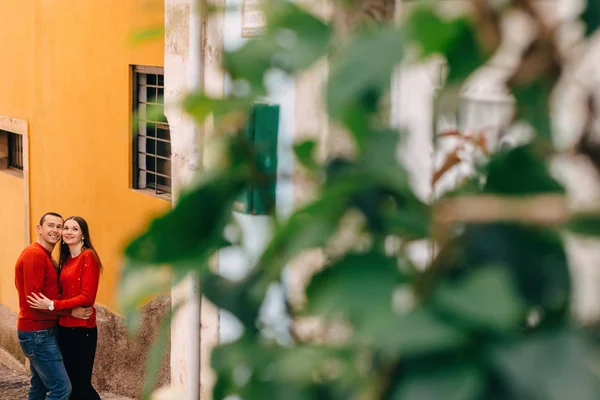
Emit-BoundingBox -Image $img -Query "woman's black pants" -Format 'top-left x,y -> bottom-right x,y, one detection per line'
57,326 -> 101,400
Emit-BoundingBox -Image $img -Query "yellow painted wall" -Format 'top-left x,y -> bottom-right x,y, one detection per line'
0,173 -> 25,312
0,1 -> 34,313
0,0 -> 169,312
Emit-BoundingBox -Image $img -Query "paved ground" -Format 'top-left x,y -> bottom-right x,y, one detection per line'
0,359 -> 133,400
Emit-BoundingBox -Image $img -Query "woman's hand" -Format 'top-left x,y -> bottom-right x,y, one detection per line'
27,293 -> 53,310
71,307 -> 93,320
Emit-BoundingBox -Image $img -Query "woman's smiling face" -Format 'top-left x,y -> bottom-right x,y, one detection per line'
62,219 -> 83,245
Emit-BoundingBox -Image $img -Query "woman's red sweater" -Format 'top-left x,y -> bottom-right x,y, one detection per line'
55,249 -> 100,328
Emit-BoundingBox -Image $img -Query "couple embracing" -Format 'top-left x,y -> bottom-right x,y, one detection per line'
15,212 -> 102,400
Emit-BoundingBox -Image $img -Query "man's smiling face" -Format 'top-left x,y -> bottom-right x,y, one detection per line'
37,215 -> 64,248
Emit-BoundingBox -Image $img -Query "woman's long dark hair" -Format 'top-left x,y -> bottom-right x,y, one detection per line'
59,216 -> 103,272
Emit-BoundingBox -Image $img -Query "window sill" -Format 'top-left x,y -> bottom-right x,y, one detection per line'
0,168 -> 24,179
132,188 -> 172,202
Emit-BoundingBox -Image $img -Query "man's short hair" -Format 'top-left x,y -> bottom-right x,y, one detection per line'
39,212 -> 63,226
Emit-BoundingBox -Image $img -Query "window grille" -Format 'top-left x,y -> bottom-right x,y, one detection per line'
132,66 -> 171,196
7,131 -> 23,171
0,130 -> 23,174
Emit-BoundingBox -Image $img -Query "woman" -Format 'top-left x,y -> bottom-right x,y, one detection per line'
28,216 -> 102,400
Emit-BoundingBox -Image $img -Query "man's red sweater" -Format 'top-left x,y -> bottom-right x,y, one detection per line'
14,242 -> 64,331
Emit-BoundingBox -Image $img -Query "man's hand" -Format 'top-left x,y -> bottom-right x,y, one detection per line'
27,292 -> 52,309
71,307 -> 93,320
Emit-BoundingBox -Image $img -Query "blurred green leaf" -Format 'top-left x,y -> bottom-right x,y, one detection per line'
565,213 -> 600,236
325,138 -> 427,237
492,329 -> 600,400
582,0 -> 600,37
124,168 -> 248,267
214,340 -> 355,383
132,98 -> 166,134
327,160 -> 410,199
327,27 -> 404,142
456,223 -> 571,323
363,129 -> 401,168
200,272 -> 261,329
382,207 -> 430,239
212,339 -> 272,399
212,338 -> 355,399
433,266 -> 525,332
332,131 -> 408,195
404,7 -> 458,56
307,251 -> 467,353
142,301 -> 181,400
511,79 -> 554,139
390,363 -> 484,400
363,306 -> 469,355
259,192 -> 347,284
265,2 -> 331,70
484,144 -> 564,195
182,93 -> 253,125
257,153 -> 418,294
293,139 -> 318,171
306,251 -> 400,320
404,8 -> 489,83
273,346 -> 356,383
441,174 -> 484,199
118,262 -> 178,319
257,153 -> 413,277
224,3 -> 331,92
443,19 -> 488,83
358,130 -> 430,237
130,26 -> 164,44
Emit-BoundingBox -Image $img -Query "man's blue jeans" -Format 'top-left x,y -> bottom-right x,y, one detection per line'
17,327 -> 72,400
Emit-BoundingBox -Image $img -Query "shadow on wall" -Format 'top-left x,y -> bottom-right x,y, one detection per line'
0,296 -> 171,398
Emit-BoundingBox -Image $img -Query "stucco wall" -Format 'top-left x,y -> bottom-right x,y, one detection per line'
0,173 -> 24,312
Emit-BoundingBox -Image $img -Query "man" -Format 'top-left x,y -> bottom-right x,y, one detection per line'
15,212 -> 93,400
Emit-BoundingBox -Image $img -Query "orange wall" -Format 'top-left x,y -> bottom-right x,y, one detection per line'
0,173 -> 25,312
0,0 -> 169,312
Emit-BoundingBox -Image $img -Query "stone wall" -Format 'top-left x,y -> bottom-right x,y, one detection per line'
0,304 -> 24,366
0,296 -> 170,398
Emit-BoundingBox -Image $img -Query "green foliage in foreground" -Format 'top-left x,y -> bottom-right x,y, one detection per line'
122,1 -> 600,399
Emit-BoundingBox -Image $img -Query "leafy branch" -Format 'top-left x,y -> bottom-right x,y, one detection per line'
123,1 -> 600,399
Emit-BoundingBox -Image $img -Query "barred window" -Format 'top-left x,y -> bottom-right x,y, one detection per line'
0,130 -> 24,176
8,132 -> 23,171
132,66 -> 171,197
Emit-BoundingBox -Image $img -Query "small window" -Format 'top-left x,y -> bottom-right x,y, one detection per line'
0,130 -> 24,176
132,66 -> 171,198
8,132 -> 23,171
